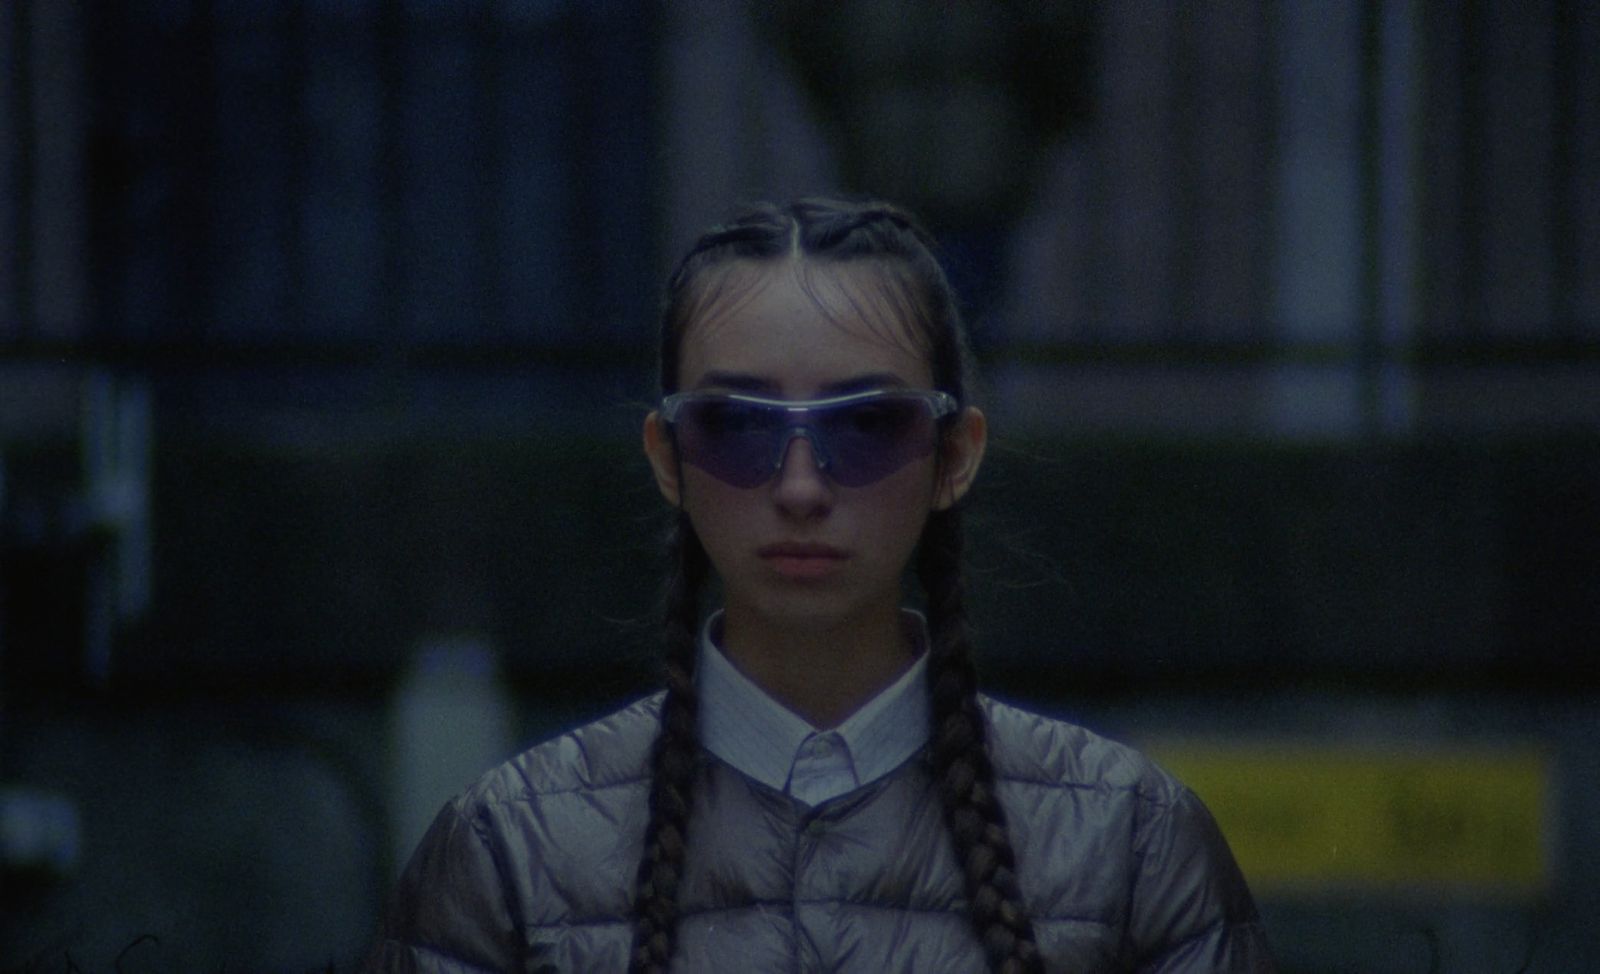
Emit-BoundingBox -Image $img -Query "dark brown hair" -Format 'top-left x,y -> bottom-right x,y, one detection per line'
629,198 -> 1040,974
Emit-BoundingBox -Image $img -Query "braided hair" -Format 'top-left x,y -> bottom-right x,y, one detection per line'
629,198 -> 1040,973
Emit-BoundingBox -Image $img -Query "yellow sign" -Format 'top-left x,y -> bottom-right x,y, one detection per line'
1145,740 -> 1551,897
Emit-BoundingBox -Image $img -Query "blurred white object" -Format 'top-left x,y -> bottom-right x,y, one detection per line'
81,370 -> 153,685
0,786 -> 81,877
388,637 -> 515,874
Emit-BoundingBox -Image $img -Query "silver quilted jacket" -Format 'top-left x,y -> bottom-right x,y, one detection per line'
366,693 -> 1274,972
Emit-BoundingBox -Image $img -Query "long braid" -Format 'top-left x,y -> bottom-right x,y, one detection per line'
627,513 -> 709,972
919,508 -> 1043,974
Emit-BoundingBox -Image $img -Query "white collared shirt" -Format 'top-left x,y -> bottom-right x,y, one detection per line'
696,611 -> 931,807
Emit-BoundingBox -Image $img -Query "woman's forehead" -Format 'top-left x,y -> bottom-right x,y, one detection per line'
676,259 -> 934,390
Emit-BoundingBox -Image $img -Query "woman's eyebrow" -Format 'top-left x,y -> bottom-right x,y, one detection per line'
817,373 -> 908,394
691,371 -> 776,392
691,371 -> 910,395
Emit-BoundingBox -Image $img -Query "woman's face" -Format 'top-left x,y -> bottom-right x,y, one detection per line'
644,259 -> 985,640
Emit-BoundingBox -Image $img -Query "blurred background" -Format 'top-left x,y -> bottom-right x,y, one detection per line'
2,0 -> 1596,970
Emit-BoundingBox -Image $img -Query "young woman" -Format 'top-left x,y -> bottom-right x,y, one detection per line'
367,199 -> 1274,972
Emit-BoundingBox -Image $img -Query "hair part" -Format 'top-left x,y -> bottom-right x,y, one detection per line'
659,199 -> 973,402
630,198 -> 1038,974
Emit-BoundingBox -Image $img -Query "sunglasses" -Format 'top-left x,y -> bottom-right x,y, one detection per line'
659,388 -> 958,488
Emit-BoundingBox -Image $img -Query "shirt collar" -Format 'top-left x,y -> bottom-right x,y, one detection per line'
696,610 -> 932,798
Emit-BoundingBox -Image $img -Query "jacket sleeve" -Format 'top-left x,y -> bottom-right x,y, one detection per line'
1126,786 -> 1276,973
362,800 -> 526,974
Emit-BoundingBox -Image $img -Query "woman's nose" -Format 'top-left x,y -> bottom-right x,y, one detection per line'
772,431 -> 833,513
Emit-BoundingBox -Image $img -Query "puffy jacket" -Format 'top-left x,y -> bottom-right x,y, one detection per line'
366,693 -> 1274,972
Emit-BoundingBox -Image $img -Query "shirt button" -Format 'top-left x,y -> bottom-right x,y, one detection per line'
812,737 -> 833,756
805,819 -> 827,837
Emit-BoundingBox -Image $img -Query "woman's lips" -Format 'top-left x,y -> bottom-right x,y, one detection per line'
758,543 -> 849,579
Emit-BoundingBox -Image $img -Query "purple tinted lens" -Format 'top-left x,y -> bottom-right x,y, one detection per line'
674,399 -> 783,487
814,398 -> 936,486
675,396 -> 937,488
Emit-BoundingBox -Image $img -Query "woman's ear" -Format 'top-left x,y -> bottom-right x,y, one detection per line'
934,406 -> 987,511
643,411 -> 682,507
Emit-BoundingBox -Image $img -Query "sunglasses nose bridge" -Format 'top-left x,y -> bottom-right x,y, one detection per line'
770,423 -> 831,478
